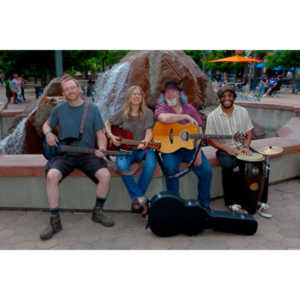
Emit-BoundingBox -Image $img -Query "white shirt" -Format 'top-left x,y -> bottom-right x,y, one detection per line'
205,104 -> 253,149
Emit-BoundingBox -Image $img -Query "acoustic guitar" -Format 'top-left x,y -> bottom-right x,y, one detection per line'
43,139 -> 132,160
152,121 -> 247,154
107,125 -> 161,151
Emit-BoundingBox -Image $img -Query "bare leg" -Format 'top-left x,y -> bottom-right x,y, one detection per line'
94,168 -> 111,198
46,169 -> 63,209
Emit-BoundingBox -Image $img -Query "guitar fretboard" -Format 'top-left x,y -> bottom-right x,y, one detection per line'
190,134 -> 236,140
60,146 -> 122,156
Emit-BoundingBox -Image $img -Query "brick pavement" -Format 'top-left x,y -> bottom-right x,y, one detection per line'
0,178 -> 299,250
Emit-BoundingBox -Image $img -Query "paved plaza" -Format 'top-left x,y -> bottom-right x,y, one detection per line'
0,178 -> 299,250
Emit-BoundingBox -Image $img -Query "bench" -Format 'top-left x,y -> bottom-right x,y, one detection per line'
0,136 -> 300,211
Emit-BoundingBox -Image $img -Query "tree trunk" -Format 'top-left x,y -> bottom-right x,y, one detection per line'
292,69 -> 296,94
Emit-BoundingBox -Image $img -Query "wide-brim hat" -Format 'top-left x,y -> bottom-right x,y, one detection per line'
162,81 -> 182,93
217,84 -> 237,99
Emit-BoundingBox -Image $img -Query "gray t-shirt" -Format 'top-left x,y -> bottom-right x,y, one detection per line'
109,108 -> 154,141
49,101 -> 104,148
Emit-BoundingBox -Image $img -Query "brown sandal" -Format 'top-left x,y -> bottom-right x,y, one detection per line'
139,199 -> 149,217
131,202 -> 142,213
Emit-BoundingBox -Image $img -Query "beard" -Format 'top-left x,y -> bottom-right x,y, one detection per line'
166,98 -> 177,107
221,100 -> 234,109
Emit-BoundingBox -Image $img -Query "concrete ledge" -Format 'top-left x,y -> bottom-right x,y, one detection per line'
0,137 -> 300,211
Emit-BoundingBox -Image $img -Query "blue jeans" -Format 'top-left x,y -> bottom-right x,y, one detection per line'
116,149 -> 157,202
162,149 -> 212,208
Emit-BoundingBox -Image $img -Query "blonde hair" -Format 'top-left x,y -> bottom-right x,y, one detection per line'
123,85 -> 146,120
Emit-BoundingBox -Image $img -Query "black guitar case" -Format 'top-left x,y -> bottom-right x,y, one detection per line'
147,192 -> 258,237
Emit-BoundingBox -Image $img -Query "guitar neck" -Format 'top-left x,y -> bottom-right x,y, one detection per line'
190,134 -> 234,140
60,146 -> 121,156
119,138 -> 141,146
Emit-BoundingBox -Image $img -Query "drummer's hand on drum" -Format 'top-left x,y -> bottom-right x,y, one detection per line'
240,147 -> 252,155
226,148 -> 240,157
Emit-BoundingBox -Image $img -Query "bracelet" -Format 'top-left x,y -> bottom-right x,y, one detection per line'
242,145 -> 250,149
44,130 -> 52,136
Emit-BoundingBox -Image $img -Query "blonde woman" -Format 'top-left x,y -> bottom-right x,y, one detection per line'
105,85 -> 157,217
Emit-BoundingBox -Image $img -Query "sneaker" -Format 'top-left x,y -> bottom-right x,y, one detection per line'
228,204 -> 248,214
92,207 -> 115,227
257,202 -> 272,218
40,215 -> 63,241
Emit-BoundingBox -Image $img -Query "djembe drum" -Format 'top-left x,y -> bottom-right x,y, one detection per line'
236,152 -> 266,214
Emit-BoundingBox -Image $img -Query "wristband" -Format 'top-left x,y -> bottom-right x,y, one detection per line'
44,130 -> 52,136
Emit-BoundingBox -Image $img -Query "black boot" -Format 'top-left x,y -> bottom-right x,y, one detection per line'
92,207 -> 115,227
40,215 -> 63,241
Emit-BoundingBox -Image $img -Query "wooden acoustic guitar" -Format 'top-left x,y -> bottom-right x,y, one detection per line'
107,125 -> 161,151
152,121 -> 247,154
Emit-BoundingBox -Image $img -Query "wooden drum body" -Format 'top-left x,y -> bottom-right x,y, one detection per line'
236,153 -> 265,214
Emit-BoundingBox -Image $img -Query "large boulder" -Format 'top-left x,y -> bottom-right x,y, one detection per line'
95,50 -> 217,121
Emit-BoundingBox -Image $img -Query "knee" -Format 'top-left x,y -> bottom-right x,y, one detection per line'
95,168 -> 111,183
145,151 -> 157,169
116,157 -> 130,171
47,169 -> 62,185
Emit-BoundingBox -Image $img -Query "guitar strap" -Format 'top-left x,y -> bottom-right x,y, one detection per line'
79,98 -> 90,140
154,142 -> 202,179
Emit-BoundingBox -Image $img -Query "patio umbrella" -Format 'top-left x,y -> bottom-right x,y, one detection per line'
256,62 -> 266,69
208,55 -> 263,63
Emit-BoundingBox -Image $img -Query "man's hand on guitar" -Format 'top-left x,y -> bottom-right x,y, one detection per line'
95,148 -> 105,159
184,114 -> 198,125
110,134 -> 122,147
46,133 -> 59,147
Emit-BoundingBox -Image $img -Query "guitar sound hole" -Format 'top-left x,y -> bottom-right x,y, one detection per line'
180,131 -> 189,141
169,129 -> 174,144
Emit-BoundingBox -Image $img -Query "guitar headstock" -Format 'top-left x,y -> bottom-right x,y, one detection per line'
234,132 -> 248,143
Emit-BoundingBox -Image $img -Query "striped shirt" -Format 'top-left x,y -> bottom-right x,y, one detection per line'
205,104 -> 253,149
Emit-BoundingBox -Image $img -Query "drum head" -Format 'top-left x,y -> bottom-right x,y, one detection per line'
237,152 -> 265,162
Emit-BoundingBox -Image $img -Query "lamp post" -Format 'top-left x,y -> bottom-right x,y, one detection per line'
55,50 -> 63,77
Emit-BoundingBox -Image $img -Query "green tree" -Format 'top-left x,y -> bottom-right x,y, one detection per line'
265,50 -> 300,93
0,50 -> 130,80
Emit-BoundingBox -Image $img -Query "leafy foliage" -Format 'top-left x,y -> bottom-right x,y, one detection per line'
0,50 -> 129,78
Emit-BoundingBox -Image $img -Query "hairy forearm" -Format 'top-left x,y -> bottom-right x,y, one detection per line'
42,120 -> 52,134
243,130 -> 252,147
97,130 -> 107,150
157,113 -> 188,123
208,139 -> 233,152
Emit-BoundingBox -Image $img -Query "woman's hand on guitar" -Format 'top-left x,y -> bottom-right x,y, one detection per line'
110,134 -> 122,147
95,148 -> 105,159
137,140 -> 147,150
46,133 -> 59,147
